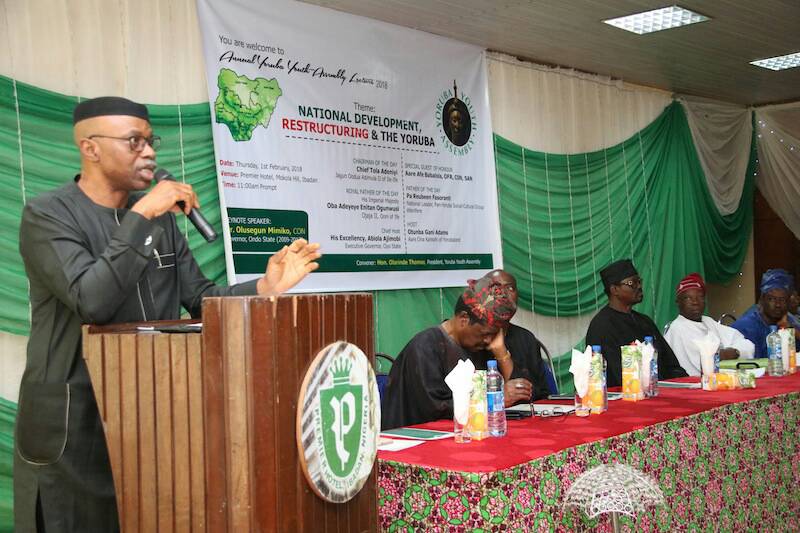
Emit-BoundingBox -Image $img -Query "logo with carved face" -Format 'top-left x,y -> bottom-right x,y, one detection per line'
436,79 -> 476,155
297,342 -> 379,503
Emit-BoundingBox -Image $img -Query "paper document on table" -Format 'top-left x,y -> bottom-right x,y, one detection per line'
658,381 -> 702,389
549,392 -> 622,401
547,394 -> 574,400
381,428 -> 454,440
378,438 -> 426,452
136,323 -> 202,333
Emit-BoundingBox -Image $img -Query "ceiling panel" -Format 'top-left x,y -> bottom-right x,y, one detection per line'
301,0 -> 800,105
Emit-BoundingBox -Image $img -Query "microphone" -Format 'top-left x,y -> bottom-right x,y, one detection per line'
153,168 -> 218,242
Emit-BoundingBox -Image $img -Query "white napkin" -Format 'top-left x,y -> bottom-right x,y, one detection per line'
569,346 -> 593,398
693,333 -> 720,376
640,340 -> 654,390
445,359 -> 475,424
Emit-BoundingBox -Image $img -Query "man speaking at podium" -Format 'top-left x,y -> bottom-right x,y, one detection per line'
14,97 -> 321,532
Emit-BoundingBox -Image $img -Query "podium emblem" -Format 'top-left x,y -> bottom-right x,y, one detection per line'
297,341 -> 380,503
320,358 -> 363,477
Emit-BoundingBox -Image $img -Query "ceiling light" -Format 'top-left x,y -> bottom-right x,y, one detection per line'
603,5 -> 709,35
750,52 -> 800,71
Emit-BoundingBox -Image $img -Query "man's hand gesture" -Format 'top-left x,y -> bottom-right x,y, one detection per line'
257,239 -> 321,296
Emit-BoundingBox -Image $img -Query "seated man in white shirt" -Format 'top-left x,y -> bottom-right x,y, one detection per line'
665,273 -> 755,376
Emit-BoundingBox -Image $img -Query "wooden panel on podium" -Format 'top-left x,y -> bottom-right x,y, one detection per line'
202,293 -> 377,533
83,324 -> 206,533
82,293 -> 377,532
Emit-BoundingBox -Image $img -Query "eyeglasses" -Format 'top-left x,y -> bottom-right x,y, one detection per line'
618,278 -> 643,289
88,134 -> 161,152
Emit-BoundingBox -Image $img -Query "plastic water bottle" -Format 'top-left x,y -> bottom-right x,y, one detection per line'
486,360 -> 507,437
767,325 -> 784,377
644,336 -> 659,397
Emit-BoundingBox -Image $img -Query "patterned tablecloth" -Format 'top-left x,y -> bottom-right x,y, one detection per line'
378,375 -> 800,532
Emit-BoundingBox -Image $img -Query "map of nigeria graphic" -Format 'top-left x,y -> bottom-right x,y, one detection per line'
215,68 -> 282,141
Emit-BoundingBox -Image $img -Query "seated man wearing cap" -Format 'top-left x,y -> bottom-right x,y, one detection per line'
15,97 -> 321,532
585,259 -> 687,387
732,269 -> 800,358
664,273 -> 754,376
381,276 -> 536,430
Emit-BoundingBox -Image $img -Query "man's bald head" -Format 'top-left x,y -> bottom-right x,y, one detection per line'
486,269 -> 518,304
73,115 -> 151,146
487,269 -> 515,285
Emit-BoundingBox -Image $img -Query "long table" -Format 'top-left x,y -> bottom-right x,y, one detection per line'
377,374 -> 800,532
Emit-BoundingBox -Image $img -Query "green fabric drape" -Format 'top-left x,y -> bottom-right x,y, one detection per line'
0,79 -> 755,362
496,102 -> 755,329
0,78 -> 755,363
0,398 -> 13,533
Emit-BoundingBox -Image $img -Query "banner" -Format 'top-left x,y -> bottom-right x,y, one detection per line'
195,0 -> 501,291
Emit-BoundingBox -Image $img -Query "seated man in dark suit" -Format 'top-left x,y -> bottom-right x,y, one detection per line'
585,259 -> 687,387
381,274 -> 540,429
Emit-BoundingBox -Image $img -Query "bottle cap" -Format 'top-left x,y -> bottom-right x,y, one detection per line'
770,325 -> 778,332
487,359 -> 498,370
592,345 -> 601,352
644,336 -> 653,343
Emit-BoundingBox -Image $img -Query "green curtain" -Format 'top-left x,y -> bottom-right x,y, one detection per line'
0,78 -> 756,364
496,101 -> 755,329
0,399 -> 14,533
0,78 -> 755,346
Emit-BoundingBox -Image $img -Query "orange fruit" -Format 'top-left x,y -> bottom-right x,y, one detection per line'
624,377 -> 641,394
469,411 -> 486,431
589,389 -> 605,407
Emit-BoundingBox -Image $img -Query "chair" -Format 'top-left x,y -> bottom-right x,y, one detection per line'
718,313 -> 737,325
540,343 -> 560,395
375,352 -> 395,401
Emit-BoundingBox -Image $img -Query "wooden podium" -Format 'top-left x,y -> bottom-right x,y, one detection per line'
82,293 -> 377,533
